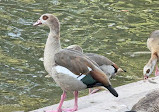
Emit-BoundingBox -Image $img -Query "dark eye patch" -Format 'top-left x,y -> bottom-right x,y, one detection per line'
146,69 -> 150,73
43,15 -> 48,20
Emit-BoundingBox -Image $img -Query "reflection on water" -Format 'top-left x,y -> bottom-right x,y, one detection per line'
0,0 -> 159,111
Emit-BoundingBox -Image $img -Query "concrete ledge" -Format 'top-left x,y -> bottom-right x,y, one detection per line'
31,77 -> 159,112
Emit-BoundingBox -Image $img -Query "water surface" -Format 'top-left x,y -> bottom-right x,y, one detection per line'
0,0 -> 159,111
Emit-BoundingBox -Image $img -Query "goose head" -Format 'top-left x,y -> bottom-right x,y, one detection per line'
143,65 -> 153,80
143,60 -> 156,80
33,14 -> 60,34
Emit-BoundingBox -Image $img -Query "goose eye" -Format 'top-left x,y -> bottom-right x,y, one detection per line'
146,69 -> 150,73
43,15 -> 48,20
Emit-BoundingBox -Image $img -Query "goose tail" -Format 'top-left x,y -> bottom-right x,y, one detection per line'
105,85 -> 118,97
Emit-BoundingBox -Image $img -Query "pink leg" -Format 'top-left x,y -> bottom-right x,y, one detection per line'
62,91 -> 78,112
155,65 -> 159,76
46,91 -> 66,112
89,88 -> 92,94
90,89 -> 100,94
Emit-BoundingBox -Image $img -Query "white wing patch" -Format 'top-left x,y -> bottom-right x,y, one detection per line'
55,65 -> 87,80
87,67 -> 92,71
77,67 -> 92,80
77,75 -> 86,80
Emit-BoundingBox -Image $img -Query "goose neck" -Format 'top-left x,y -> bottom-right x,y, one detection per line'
44,29 -> 61,74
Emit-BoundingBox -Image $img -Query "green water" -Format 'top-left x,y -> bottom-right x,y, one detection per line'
0,0 -> 159,111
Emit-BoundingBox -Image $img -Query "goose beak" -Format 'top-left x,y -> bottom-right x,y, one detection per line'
144,75 -> 148,80
117,68 -> 127,73
33,19 -> 42,26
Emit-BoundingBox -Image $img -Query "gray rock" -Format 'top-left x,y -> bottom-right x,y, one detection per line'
131,89 -> 159,112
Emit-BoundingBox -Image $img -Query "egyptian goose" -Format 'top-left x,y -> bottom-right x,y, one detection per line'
33,14 -> 118,112
67,45 -> 126,94
143,30 -> 159,79
67,45 -> 126,78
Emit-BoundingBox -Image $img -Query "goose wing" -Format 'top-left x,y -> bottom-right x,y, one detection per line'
54,49 -> 118,97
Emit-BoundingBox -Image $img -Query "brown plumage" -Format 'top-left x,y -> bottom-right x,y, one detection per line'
67,45 -> 126,94
85,53 -> 114,66
143,30 -> 159,79
67,45 -> 126,79
55,49 -> 110,86
33,13 -> 118,112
